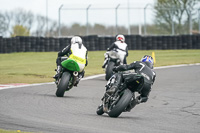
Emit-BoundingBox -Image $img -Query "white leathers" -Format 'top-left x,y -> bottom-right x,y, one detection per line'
114,41 -> 127,64
69,37 -> 87,72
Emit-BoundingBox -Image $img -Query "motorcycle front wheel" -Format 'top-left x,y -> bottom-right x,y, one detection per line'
56,71 -> 71,97
108,89 -> 132,118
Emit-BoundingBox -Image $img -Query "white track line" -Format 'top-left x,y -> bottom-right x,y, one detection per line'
0,63 -> 199,90
154,63 -> 200,69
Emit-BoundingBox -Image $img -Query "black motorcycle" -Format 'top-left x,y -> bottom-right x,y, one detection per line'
96,72 -> 144,118
105,50 -> 121,81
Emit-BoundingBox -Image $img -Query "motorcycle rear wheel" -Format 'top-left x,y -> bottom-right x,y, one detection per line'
108,89 -> 132,118
56,71 -> 71,97
105,61 -> 115,81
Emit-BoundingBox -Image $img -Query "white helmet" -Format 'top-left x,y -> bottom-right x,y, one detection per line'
116,34 -> 125,42
71,36 -> 82,44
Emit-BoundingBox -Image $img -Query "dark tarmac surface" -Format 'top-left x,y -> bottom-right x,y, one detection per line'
0,65 -> 200,133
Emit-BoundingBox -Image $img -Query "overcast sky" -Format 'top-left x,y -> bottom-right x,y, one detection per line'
0,0 -> 156,27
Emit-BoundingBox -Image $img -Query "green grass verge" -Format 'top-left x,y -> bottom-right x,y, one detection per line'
0,50 -> 200,84
0,129 -> 33,133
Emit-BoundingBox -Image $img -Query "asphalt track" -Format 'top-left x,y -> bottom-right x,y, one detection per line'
0,64 -> 200,133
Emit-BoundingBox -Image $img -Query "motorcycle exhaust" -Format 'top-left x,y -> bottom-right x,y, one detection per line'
73,71 -> 79,86
73,71 -> 79,77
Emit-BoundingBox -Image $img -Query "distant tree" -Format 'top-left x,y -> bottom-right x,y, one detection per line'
117,26 -> 128,35
11,25 -> 30,37
0,11 -> 11,36
0,12 -> 7,36
48,21 -> 58,36
12,9 -> 34,31
0,9 -> 34,36
154,0 -> 200,34
90,24 -> 106,35
33,15 -> 46,36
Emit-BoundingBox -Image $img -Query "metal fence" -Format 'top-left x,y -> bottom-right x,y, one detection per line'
57,4 -> 200,36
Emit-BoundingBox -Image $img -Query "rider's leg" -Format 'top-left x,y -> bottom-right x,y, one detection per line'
102,58 -> 108,68
74,63 -> 85,86
137,83 -> 151,103
53,57 -> 62,79
53,57 -> 68,79
123,56 -> 127,64
75,70 -> 85,86
102,52 -> 109,68
123,74 -> 144,111
117,50 -> 126,65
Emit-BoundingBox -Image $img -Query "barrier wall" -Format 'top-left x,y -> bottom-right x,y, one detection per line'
0,35 -> 200,53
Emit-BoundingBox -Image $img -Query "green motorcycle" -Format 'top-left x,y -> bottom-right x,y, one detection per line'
55,59 -> 80,97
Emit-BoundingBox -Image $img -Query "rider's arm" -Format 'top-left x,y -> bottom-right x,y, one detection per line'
107,43 -> 116,51
115,61 -> 137,71
126,46 -> 128,57
58,44 -> 71,57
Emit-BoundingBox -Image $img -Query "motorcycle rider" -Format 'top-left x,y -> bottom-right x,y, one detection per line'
53,36 -> 88,86
108,55 -> 156,111
102,34 -> 128,68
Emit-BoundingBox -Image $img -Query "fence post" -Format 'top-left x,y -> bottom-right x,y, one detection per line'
58,4 -> 64,37
171,7 -> 175,35
189,10 -> 193,35
115,4 -> 120,34
144,4 -> 151,35
127,0 -> 131,35
86,4 -> 91,36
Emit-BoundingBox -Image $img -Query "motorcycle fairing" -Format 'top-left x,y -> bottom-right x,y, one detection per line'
61,59 -> 80,72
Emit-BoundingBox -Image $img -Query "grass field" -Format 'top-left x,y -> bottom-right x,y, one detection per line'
0,129 -> 32,133
0,50 -> 200,84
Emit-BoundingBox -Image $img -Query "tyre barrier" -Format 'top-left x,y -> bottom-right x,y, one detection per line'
0,35 -> 200,53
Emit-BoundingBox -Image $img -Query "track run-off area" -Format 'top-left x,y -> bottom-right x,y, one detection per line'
0,64 -> 200,133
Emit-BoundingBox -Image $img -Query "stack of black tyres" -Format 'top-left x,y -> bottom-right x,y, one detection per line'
0,35 -> 200,53
197,35 -> 200,49
0,36 -> 3,53
98,36 -> 106,50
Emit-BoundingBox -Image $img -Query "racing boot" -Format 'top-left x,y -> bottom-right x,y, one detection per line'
124,95 -> 148,112
53,65 -> 62,79
124,98 -> 138,112
136,95 -> 148,103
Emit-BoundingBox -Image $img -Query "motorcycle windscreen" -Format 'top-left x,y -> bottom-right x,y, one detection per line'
61,59 -> 80,72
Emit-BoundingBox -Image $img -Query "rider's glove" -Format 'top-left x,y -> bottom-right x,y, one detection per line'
112,67 -> 118,72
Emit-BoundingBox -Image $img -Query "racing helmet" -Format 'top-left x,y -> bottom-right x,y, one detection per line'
141,55 -> 154,69
116,34 -> 125,42
71,36 -> 82,44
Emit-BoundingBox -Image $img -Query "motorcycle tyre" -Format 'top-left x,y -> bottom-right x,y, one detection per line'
105,61 -> 115,81
56,71 -> 71,97
108,89 -> 132,118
